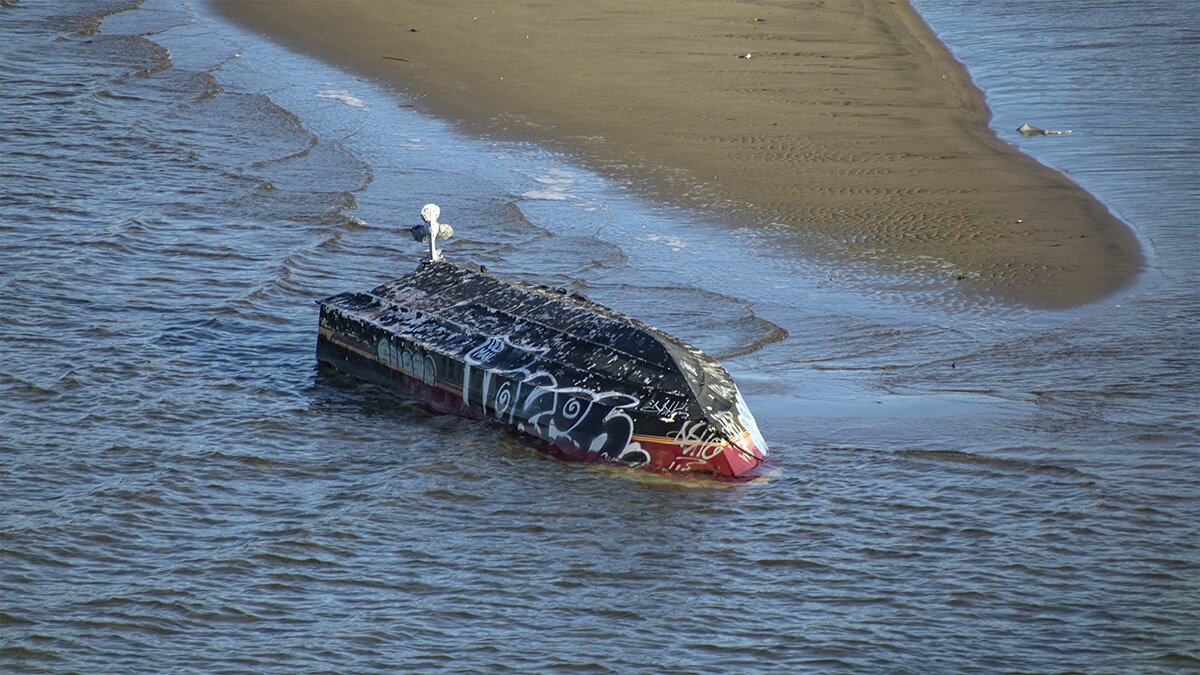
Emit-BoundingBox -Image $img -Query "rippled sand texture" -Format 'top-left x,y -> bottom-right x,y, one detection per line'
217,0 -> 1142,308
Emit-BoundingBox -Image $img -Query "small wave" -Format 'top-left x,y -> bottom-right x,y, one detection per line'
315,88 -> 367,109
520,188 -> 572,201
520,169 -> 584,201
583,281 -> 788,361
898,449 -> 1091,478
641,232 -> 688,252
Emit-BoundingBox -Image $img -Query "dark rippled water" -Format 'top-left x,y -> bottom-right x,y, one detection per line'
2,0 -> 1197,672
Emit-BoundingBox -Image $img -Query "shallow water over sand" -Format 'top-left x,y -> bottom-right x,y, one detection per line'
2,0 -> 1196,672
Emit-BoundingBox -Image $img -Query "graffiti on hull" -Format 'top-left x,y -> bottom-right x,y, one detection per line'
370,332 -> 754,472
318,260 -> 767,477
376,333 -> 652,467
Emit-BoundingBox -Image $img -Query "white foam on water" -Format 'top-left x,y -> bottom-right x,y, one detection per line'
315,88 -> 368,109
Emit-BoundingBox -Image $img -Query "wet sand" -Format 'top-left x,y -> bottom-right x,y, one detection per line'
214,0 -> 1143,308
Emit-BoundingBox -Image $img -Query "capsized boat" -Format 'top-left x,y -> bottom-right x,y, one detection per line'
316,204 -> 768,477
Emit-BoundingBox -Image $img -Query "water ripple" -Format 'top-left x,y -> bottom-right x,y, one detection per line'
0,0 -> 1195,673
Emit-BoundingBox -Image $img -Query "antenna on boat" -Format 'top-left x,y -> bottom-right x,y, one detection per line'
412,203 -> 453,262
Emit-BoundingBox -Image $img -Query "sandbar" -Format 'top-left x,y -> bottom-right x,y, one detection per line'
214,0 -> 1143,308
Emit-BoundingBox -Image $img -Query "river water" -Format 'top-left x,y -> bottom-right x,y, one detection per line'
2,0 -> 1196,672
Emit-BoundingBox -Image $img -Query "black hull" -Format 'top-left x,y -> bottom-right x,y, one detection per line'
317,261 -> 767,477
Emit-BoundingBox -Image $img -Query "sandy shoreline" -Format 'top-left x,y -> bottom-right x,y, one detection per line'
213,0 -> 1142,308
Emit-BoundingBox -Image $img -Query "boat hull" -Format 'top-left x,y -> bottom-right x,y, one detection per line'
315,261 -> 768,478
316,310 -> 766,478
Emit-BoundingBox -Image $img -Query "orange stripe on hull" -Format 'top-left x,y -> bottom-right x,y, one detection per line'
635,432 -> 765,478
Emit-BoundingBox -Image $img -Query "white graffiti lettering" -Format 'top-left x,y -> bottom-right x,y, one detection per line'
709,409 -> 742,439
617,442 -> 651,468
668,420 -> 725,461
466,337 -> 506,365
668,456 -> 709,472
460,338 -> 642,462
639,398 -> 690,420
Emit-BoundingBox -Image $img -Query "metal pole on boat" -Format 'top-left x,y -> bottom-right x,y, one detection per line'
421,203 -> 441,261
415,203 -> 453,262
